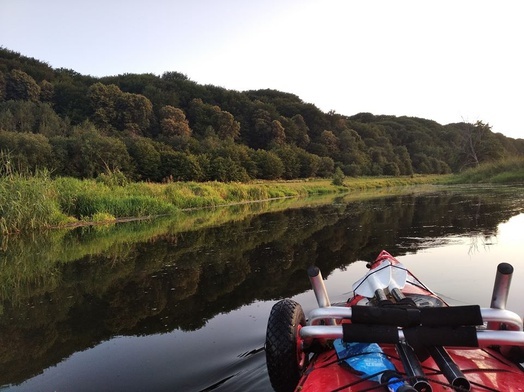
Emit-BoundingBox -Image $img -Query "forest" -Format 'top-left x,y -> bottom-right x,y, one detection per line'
1,47 -> 523,183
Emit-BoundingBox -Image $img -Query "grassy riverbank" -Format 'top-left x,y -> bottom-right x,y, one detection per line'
442,157 -> 524,184
3,157 -> 523,235
0,172 -> 441,234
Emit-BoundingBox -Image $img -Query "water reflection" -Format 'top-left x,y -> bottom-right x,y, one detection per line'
0,185 -> 523,390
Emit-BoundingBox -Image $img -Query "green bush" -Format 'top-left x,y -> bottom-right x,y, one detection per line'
332,167 -> 345,186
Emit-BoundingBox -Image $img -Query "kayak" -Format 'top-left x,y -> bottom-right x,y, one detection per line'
265,250 -> 524,392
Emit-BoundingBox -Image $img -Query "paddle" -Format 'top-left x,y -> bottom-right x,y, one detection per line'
352,260 -> 431,391
388,262 -> 408,301
379,261 -> 470,391
352,259 -> 392,300
348,260 -> 418,392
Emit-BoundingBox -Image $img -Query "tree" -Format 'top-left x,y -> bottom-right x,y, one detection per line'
457,121 -> 504,169
0,130 -> 54,173
39,80 -> 54,102
215,110 -> 240,140
160,150 -> 202,181
208,156 -> 250,182
273,145 -> 301,179
88,82 -> 121,131
343,163 -> 362,177
0,71 -> 6,102
0,100 -> 35,132
186,98 -> 240,140
393,146 -> 413,176
88,82 -> 153,135
211,142 -> 255,177
251,149 -> 284,180
297,149 -> 321,178
0,100 -> 66,136
52,76 -> 91,124
267,115 -> 304,149
412,152 -> 432,174
320,130 -> 339,156
5,69 -> 40,101
383,162 -> 400,176
49,135 -> 75,176
318,156 -> 335,177
270,120 -> 286,146
158,105 -> 191,138
338,129 -> 369,172
55,123 -> 132,178
161,71 -> 189,81
332,167 -> 345,186
33,102 -> 68,136
248,109 -> 274,149
0,108 -> 15,133
116,92 -> 154,135
291,114 -> 310,148
126,136 -> 161,181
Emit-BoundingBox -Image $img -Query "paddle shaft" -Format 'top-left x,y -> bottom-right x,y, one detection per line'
396,342 -> 432,392
371,288 -> 431,392
388,274 -> 471,392
390,287 -> 404,302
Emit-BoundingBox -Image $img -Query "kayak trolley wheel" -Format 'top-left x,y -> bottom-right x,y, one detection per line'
265,298 -> 307,392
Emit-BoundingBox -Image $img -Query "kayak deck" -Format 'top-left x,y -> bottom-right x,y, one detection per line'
265,250 -> 524,392
298,346 -> 524,391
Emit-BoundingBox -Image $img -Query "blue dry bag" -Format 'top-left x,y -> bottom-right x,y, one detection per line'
333,339 -> 406,392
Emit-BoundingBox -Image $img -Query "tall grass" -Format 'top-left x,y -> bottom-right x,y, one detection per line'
53,177 -> 178,218
0,168 -> 444,234
444,157 -> 524,184
0,170 -> 71,234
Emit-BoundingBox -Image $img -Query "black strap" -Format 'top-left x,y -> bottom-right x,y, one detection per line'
342,323 -> 399,344
343,324 -> 479,347
351,305 -> 483,327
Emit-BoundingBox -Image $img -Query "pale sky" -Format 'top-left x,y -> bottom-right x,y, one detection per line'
1,0 -> 523,139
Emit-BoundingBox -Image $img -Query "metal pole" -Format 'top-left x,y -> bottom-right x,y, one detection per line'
307,266 -> 335,325
490,262 -> 513,309
307,266 -> 331,308
396,342 -> 432,392
428,346 -> 470,391
488,262 -> 514,330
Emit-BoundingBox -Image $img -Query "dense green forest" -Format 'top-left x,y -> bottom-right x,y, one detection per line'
1,47 -> 523,182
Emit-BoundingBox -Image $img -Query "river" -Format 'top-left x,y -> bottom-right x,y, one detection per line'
0,184 -> 523,392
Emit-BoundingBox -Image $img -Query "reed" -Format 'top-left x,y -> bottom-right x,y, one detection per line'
444,158 -> 524,184
0,171 -> 443,234
0,170 -> 71,234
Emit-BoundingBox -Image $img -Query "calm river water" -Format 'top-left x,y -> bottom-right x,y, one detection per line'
1,185 -> 523,392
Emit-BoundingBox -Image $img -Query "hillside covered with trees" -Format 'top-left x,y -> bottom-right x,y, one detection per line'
1,48 -> 523,182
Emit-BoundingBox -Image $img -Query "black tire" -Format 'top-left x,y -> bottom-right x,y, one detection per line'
265,299 -> 307,392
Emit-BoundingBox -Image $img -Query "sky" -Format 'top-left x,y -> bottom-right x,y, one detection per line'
1,0 -> 523,139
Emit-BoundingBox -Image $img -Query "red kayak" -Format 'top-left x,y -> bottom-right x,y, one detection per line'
265,250 -> 524,392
